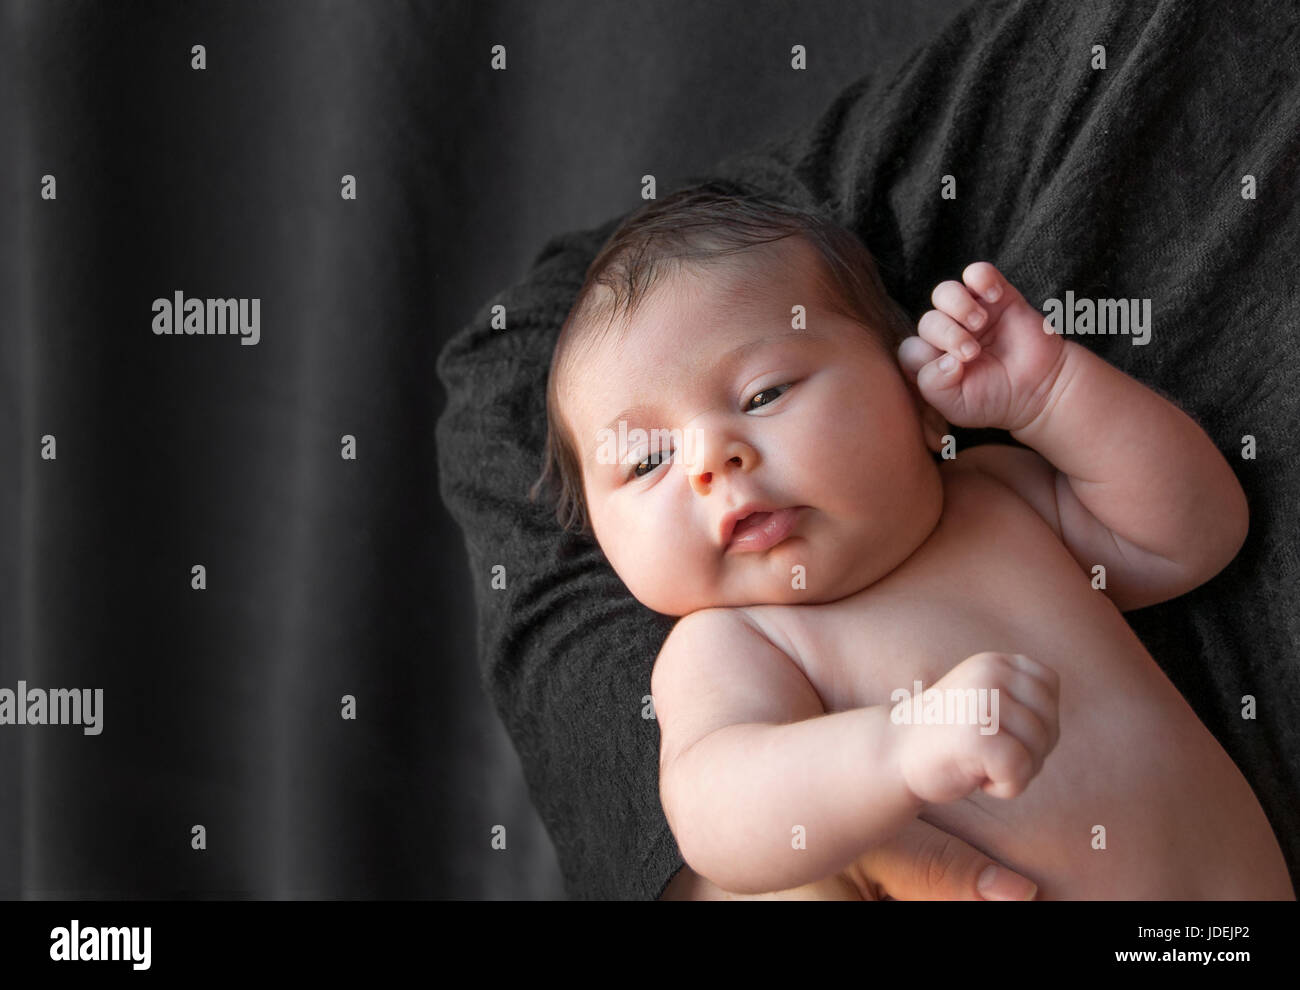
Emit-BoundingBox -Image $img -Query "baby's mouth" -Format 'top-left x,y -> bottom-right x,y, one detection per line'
726,507 -> 804,553
732,511 -> 773,535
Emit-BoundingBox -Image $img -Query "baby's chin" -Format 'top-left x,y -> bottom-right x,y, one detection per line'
636,571 -> 866,617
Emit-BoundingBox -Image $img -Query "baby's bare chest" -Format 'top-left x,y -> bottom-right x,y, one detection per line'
742,470 -> 1278,896
743,470 -> 1152,713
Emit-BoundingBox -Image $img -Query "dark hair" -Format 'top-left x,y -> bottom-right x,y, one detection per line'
528,178 -> 913,538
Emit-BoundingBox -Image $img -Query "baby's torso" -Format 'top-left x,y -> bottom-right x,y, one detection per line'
739,463 -> 1292,899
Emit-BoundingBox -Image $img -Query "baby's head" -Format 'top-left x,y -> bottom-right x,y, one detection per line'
531,180 -> 948,617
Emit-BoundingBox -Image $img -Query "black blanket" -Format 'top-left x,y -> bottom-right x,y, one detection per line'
436,0 -> 1300,899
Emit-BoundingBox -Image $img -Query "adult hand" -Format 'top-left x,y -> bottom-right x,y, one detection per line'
659,818 -> 1038,900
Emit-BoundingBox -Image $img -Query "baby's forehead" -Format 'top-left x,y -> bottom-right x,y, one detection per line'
571,272 -> 783,384
617,252 -> 821,345
560,241 -> 840,416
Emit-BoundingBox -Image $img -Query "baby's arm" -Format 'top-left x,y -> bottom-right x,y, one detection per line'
653,608 -> 914,895
906,263 -> 1249,612
1011,343 -> 1247,610
652,608 -> 1058,895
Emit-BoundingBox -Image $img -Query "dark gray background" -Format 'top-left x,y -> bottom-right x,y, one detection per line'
0,0 -> 973,897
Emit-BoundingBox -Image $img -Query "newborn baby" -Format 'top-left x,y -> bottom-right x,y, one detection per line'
531,184 -> 1294,900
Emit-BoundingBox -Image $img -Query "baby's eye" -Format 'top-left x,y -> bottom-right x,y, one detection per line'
631,447 -> 673,479
746,383 -> 792,411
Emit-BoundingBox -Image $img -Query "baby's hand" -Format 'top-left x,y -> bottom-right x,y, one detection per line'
894,652 -> 1060,805
898,263 -> 1066,432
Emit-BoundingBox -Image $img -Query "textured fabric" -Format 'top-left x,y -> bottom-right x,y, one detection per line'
437,0 -> 1300,899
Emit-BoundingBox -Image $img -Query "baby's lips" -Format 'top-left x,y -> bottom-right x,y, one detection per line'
725,507 -> 803,553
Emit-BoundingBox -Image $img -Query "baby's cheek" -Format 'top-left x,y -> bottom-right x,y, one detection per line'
655,536 -> 719,611
615,532 -> 684,601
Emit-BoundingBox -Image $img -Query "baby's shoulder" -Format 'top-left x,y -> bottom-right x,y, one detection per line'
652,605 -> 824,758
657,606 -> 796,669
939,443 -> 1063,538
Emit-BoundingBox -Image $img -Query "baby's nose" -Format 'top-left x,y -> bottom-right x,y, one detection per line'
689,452 -> 747,495
690,470 -> 713,494
685,421 -> 758,493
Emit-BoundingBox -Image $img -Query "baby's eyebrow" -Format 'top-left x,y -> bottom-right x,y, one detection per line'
710,327 -> 826,377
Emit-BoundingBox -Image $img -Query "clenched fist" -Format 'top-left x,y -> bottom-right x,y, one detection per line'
897,263 -> 1067,433
894,651 -> 1061,805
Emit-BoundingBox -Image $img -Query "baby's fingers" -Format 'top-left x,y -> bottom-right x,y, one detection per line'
975,732 -> 1038,800
897,335 -> 942,384
1001,655 -> 1060,753
915,349 -> 966,403
987,698 -> 1055,779
918,308 -> 982,362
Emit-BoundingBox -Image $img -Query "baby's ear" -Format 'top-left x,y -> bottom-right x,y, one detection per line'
917,398 -> 949,454
892,340 -> 948,452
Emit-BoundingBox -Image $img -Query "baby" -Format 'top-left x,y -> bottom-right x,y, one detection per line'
530,182 -> 1294,900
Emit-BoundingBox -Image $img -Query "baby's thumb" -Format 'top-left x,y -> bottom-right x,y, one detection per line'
851,818 -> 1038,901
